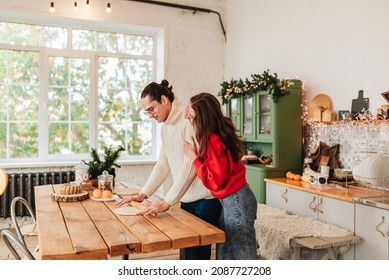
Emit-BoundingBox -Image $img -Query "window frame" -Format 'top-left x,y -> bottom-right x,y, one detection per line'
0,13 -> 164,167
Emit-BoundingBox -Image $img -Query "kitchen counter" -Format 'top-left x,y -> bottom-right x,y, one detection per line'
264,178 -> 388,202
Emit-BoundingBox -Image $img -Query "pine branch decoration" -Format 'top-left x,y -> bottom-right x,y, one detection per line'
218,69 -> 294,105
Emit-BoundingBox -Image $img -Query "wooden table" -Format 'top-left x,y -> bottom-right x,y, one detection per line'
34,184 -> 225,260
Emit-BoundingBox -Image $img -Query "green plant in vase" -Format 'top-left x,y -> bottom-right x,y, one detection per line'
82,145 -> 125,180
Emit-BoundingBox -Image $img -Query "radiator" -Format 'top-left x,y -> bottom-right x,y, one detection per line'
0,171 -> 75,218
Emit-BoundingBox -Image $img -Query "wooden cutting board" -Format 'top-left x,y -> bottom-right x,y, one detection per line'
351,90 -> 369,117
51,191 -> 89,202
308,94 -> 332,121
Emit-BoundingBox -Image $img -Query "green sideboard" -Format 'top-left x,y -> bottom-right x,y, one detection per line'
225,80 -> 303,203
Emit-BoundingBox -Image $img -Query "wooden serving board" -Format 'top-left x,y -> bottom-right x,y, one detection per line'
51,190 -> 89,202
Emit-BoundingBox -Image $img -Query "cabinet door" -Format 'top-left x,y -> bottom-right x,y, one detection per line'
266,184 -> 318,218
242,95 -> 256,141
287,189 -> 318,219
266,182 -> 289,210
316,196 -> 355,260
317,196 -> 354,232
257,94 -> 272,141
355,204 -> 389,260
226,98 -> 242,136
246,167 -> 265,203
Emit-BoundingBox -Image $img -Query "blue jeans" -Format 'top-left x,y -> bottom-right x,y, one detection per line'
217,184 -> 258,260
180,198 -> 222,260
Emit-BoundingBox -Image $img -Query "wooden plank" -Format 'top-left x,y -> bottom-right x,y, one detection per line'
291,237 -> 332,250
35,185 -> 76,260
82,199 -> 142,256
107,204 -> 171,253
319,236 -> 361,247
143,212 -> 199,249
59,200 -> 108,259
167,207 -> 225,246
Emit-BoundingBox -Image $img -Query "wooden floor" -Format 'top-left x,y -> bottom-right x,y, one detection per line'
0,228 -> 216,260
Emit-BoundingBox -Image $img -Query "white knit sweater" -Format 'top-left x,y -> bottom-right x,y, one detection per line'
140,98 -> 214,205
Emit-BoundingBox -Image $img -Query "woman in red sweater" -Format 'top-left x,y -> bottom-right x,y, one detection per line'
182,92 -> 258,260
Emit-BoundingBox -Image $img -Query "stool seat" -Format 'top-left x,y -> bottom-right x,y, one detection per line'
290,235 -> 361,260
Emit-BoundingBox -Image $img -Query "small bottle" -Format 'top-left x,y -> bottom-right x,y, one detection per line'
302,157 -> 314,182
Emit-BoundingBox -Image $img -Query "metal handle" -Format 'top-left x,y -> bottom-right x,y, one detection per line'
281,189 -> 288,203
314,197 -> 323,214
309,196 -> 317,212
376,216 -> 385,237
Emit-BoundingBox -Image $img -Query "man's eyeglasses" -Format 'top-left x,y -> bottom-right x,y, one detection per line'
143,106 -> 155,116
143,100 -> 160,116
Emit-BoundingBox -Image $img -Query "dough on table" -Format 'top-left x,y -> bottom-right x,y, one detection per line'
114,206 -> 139,216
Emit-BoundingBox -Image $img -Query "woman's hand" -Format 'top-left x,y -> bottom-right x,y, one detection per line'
115,193 -> 147,207
182,136 -> 198,161
136,200 -> 171,216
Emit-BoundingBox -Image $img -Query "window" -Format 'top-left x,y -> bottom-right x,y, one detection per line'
0,18 -> 160,164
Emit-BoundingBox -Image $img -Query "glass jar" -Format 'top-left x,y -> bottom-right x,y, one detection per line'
97,170 -> 113,192
302,157 -> 314,182
75,163 -> 89,182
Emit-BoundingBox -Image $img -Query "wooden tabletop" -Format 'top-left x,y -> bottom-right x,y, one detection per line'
34,184 -> 225,260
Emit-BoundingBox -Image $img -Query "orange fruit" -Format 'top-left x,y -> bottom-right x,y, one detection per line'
293,174 -> 302,181
102,190 -> 112,198
286,171 -> 294,179
93,189 -> 102,198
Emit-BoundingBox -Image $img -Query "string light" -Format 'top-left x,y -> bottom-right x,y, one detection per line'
49,1 -> 111,13
49,2 -> 55,13
73,2 -> 79,12
106,3 -> 112,13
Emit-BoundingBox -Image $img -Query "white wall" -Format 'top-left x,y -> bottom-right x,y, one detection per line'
224,0 -> 389,114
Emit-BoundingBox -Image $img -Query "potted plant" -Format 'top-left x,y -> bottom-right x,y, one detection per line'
82,145 -> 125,180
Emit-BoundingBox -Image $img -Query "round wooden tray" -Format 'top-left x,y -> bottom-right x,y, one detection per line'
51,191 -> 89,202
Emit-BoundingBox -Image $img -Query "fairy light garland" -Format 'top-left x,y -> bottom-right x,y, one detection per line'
304,116 -> 389,158
218,69 -> 295,105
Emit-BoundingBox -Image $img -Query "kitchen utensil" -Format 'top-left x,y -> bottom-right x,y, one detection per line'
351,90 -> 369,118
308,94 -> 332,121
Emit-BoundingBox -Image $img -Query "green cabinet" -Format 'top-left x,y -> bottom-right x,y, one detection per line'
226,80 -> 303,203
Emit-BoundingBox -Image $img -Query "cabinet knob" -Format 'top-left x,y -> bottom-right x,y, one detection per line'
375,216 -> 385,237
314,197 -> 324,214
309,196 -> 317,212
281,189 -> 288,203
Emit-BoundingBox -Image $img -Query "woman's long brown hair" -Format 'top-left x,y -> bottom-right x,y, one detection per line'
190,93 -> 244,162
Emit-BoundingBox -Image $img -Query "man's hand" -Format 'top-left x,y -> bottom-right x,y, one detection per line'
115,193 -> 147,207
136,200 -> 171,216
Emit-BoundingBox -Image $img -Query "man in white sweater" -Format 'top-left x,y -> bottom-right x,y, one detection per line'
116,79 -> 221,260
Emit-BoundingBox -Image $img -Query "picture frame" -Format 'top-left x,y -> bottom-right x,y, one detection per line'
382,91 -> 389,104
338,110 -> 350,120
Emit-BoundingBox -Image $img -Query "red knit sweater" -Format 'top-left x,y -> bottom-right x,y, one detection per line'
192,133 -> 247,199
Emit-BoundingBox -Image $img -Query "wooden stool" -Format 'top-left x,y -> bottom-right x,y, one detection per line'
290,235 -> 361,260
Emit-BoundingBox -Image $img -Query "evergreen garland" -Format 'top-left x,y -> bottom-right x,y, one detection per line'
82,145 -> 125,172
218,69 -> 294,104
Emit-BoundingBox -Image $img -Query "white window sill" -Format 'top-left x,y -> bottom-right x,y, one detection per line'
0,159 -> 157,169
